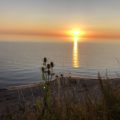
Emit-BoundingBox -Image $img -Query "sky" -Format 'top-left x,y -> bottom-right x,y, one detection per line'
0,0 -> 120,41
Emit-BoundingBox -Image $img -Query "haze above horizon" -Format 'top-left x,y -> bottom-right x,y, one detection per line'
0,0 -> 120,41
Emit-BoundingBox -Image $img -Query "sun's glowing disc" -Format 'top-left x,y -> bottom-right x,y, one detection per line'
73,31 -> 80,36
65,27 -> 86,42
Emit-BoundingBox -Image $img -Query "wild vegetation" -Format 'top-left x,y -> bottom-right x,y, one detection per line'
2,57 -> 120,120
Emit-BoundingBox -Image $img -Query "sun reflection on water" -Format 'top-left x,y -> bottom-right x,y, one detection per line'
72,37 -> 79,68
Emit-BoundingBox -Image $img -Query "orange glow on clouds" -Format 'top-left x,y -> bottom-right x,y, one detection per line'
0,25 -> 120,42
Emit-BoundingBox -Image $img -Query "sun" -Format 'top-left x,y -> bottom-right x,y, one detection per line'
72,29 -> 86,42
73,31 -> 80,37
71,29 -> 85,38
65,28 -> 86,41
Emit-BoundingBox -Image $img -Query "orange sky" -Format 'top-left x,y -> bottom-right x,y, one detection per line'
0,0 -> 120,42
0,27 -> 120,42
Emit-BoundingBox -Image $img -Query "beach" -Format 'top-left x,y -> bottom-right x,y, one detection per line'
0,77 -> 120,119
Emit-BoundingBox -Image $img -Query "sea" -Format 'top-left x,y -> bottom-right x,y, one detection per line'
0,40 -> 120,88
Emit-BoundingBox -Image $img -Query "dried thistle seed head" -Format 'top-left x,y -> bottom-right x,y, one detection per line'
61,74 -> 63,77
56,75 -> 58,78
43,57 -> 47,63
50,62 -> 54,68
47,64 -> 51,69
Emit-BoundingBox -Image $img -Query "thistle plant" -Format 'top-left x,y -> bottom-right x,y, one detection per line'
40,57 -> 55,118
41,57 -> 55,81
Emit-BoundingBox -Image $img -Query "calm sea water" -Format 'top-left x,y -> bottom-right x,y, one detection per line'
0,41 -> 120,88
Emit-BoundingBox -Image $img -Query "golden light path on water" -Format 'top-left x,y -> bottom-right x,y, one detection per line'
72,36 -> 79,68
